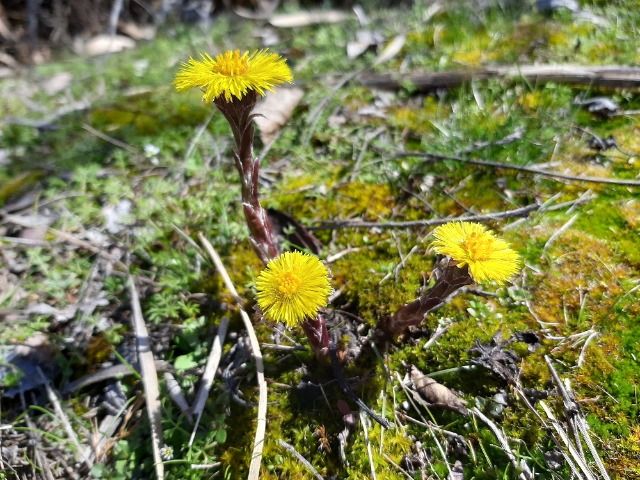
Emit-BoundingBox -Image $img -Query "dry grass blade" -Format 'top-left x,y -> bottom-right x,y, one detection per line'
164,371 -> 192,423
395,372 -> 454,478
189,316 -> 230,446
471,407 -> 534,480
544,356 -> 610,480
360,410 -> 377,480
278,440 -> 323,480
128,276 -> 165,480
37,367 -> 93,467
198,233 -> 267,480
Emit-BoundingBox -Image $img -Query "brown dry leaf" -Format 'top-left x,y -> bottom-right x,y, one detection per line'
410,365 -> 468,415
253,87 -> 304,144
269,10 -> 352,28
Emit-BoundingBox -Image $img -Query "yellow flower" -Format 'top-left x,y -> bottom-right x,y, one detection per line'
256,251 -> 332,327
430,221 -> 520,284
174,49 -> 293,103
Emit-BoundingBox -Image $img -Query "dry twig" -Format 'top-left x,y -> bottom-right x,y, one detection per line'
37,368 -> 93,467
189,316 -> 230,446
313,203 -> 540,230
471,407 -> 534,480
361,64 -> 640,91
278,440 -> 323,480
128,277 -> 164,480
396,151 -> 640,187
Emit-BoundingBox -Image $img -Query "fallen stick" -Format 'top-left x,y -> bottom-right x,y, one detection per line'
360,64 -> 640,91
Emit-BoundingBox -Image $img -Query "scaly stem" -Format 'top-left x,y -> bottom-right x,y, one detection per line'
382,261 -> 473,337
215,92 -> 278,264
215,92 -> 329,357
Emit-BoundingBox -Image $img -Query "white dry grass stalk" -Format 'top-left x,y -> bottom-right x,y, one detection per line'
382,452 -> 414,480
198,233 -> 267,480
278,440 -> 323,480
189,316 -> 230,446
37,368 -> 93,467
471,407 -> 533,480
18,390 -> 55,480
542,213 -> 579,255
128,276 -> 165,480
395,371 -> 453,478
360,410 -> 377,480
544,356 -> 611,480
539,401 -> 594,480
164,371 -> 192,423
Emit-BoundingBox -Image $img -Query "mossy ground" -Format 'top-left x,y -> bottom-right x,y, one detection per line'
1,1 -> 640,478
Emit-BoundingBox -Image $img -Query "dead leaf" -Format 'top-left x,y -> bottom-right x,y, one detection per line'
40,72 -> 72,95
269,10 -> 352,28
373,33 -> 406,67
80,34 -> 136,56
253,87 -> 304,144
410,365 -> 468,415
118,21 -> 156,41
468,331 -> 521,384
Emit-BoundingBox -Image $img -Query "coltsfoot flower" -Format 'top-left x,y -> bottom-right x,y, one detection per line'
256,251 -> 332,327
174,49 -> 292,103
430,221 -> 520,284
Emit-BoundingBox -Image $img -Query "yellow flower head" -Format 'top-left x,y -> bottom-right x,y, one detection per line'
430,221 -> 520,284
174,49 -> 293,103
256,251 -> 332,327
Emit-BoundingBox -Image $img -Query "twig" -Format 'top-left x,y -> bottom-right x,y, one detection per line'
20,389 -> 55,480
325,246 -> 362,263
380,244 -> 418,284
304,69 -> 362,144
82,123 -> 140,155
313,203 -> 541,230
395,372 -> 453,478
395,151 -> 640,186
423,322 -> 453,350
37,368 -> 93,467
383,452 -> 414,480
198,233 -> 267,480
545,356 -> 610,480
182,108 -> 216,163
278,440 -> 323,480
189,316 -> 230,446
360,411 -> 377,480
542,213 -> 579,254
471,407 -> 533,480
128,277 -> 165,480
360,64 -> 640,91
539,401 -> 595,480
350,126 -> 387,182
